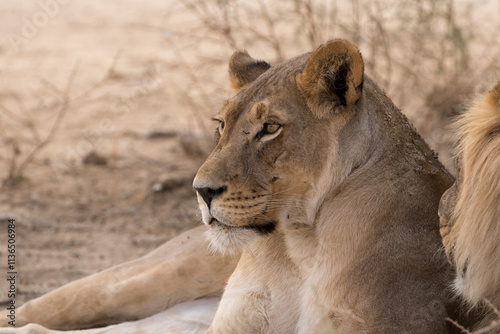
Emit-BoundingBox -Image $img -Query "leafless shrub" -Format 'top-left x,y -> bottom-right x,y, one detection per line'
0,53 -> 124,186
0,64 -> 77,186
159,0 -> 499,169
3,1 -> 498,181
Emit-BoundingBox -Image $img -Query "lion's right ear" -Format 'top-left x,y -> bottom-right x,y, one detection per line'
229,51 -> 271,93
297,39 -> 364,118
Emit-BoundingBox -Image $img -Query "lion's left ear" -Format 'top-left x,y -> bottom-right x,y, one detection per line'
229,51 -> 271,93
297,39 -> 364,118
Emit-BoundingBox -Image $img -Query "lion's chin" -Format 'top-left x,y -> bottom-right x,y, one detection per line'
205,218 -> 276,256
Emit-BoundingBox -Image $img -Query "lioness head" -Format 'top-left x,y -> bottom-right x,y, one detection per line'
193,40 -> 368,253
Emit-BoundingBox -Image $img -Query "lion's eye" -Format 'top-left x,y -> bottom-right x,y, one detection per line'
263,123 -> 281,135
256,123 -> 282,141
211,117 -> 225,139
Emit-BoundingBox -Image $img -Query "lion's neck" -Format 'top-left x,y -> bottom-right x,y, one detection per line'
281,78 -> 444,274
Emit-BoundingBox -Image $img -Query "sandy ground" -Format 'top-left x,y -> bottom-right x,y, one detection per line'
0,0 -> 499,313
0,0 -> 223,306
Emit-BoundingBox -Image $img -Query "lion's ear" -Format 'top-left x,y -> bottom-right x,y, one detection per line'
297,39 -> 364,118
229,51 -> 271,93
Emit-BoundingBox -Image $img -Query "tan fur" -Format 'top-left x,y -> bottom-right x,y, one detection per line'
297,40 -> 364,118
439,83 -> 500,309
194,39 -> 478,333
229,51 -> 271,92
0,226 -> 238,330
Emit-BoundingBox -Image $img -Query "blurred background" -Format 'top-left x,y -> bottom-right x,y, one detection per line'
0,0 -> 499,306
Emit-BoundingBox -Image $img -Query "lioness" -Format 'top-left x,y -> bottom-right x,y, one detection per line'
0,39 -> 493,333
191,39 -> 473,334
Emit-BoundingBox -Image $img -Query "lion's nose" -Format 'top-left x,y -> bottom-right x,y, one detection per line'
195,185 -> 227,209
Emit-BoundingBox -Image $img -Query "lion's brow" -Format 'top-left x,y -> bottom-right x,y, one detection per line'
220,99 -> 247,125
252,101 -> 268,120
221,100 -> 232,110
220,99 -> 238,118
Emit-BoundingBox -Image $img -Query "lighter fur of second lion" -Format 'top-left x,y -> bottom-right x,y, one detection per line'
439,83 -> 500,311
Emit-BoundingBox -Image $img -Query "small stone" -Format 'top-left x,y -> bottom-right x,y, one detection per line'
83,152 -> 108,166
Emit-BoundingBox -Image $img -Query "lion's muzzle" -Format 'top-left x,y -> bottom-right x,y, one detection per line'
195,185 -> 227,210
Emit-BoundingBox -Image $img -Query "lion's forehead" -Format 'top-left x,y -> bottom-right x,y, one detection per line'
220,100 -> 277,130
221,54 -> 312,122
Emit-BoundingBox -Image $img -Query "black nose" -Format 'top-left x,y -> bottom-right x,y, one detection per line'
195,186 -> 227,209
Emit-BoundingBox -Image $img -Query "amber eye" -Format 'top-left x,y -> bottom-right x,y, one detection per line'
263,123 -> 281,135
218,121 -> 225,134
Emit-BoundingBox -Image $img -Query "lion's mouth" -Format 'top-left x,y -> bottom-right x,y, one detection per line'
208,217 -> 276,235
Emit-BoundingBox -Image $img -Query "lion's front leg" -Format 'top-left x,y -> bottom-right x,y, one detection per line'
208,233 -> 301,334
0,226 -> 239,330
208,271 -> 271,334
